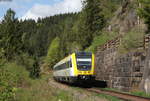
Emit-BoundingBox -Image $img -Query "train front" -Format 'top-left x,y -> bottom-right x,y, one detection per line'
73,52 -> 95,81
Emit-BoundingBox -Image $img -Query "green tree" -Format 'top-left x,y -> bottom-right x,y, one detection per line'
0,8 -> 22,60
0,64 -> 16,101
139,0 -> 150,33
30,57 -> 40,79
79,0 -> 106,48
46,37 -> 60,68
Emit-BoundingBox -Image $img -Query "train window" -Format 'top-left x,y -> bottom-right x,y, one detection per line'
65,62 -> 68,68
69,59 -> 72,67
77,61 -> 91,66
64,62 -> 68,69
76,52 -> 92,58
64,63 -> 66,69
66,62 -> 68,68
56,65 -> 58,70
61,63 -> 65,69
76,53 -> 92,71
54,60 -> 72,71
62,62 -> 67,69
54,66 -> 58,70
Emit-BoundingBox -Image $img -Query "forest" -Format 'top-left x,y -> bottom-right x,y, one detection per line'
0,0 -> 150,100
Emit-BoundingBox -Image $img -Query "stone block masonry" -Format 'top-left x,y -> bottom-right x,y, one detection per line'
95,47 -> 145,92
140,44 -> 150,93
95,35 -> 150,93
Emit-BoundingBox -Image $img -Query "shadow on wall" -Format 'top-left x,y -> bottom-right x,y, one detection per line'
92,80 -> 107,88
56,79 -> 108,88
74,80 -> 108,88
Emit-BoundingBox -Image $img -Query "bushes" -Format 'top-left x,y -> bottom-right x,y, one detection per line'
14,54 -> 40,79
0,62 -> 30,101
46,37 -> 60,69
86,31 -> 118,52
122,32 -> 143,50
138,0 -> 150,33
29,58 -> 40,79
0,66 -> 15,101
119,27 -> 144,53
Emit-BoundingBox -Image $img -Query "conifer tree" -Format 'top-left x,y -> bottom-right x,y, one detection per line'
139,0 -> 150,33
0,8 -> 22,60
47,37 -> 60,68
79,0 -> 106,48
30,57 -> 40,79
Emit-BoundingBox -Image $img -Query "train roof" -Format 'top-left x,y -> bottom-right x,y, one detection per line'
53,54 -> 72,68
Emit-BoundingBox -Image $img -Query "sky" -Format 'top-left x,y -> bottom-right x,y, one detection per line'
0,0 -> 83,21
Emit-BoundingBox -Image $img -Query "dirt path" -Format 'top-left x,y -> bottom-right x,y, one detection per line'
48,78 -> 108,101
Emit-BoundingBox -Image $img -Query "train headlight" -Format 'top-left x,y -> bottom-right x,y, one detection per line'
83,76 -> 86,79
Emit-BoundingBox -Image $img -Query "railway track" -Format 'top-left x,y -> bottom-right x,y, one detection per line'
52,79 -> 150,101
87,88 -> 150,101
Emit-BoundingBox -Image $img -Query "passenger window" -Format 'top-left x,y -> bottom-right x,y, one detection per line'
69,59 -> 72,67
67,62 -> 69,68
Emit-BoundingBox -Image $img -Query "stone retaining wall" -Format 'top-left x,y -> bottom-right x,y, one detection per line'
140,44 -> 150,93
95,48 -> 145,91
95,34 -> 150,93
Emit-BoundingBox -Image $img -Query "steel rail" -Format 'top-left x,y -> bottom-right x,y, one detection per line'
87,88 -> 150,101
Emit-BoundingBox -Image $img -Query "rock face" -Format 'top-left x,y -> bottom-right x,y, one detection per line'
108,0 -> 143,35
95,0 -> 150,93
95,47 -> 145,92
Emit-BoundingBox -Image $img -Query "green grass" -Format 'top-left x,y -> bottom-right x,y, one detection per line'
131,91 -> 150,98
3,62 -> 149,101
15,74 -> 74,101
95,93 -> 123,101
118,26 -> 145,54
95,88 -> 123,101
1,62 -> 109,101
102,88 -> 121,92
102,88 -> 150,98
0,62 -> 31,101
86,24 -> 145,54
72,86 -> 123,101
16,87 -> 73,101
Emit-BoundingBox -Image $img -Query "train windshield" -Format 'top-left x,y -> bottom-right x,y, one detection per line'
76,52 -> 92,71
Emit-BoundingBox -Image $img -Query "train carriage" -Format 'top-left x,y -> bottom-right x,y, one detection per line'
53,52 -> 95,83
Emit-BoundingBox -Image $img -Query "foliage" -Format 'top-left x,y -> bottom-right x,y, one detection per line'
0,8 -> 22,60
0,62 -> 30,101
86,31 -> 118,52
15,75 -> 73,101
0,66 -> 15,101
119,27 -> 144,53
131,91 -> 150,98
15,53 -> 35,71
95,93 -> 122,101
103,88 -> 150,98
0,0 -> 126,60
97,0 -> 121,19
78,0 -> 106,48
0,0 -> 121,66
0,0 -> 144,100
46,37 -> 60,68
13,53 -> 40,79
123,32 -> 143,50
29,57 -> 40,79
138,0 -> 150,33
83,0 -> 106,34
